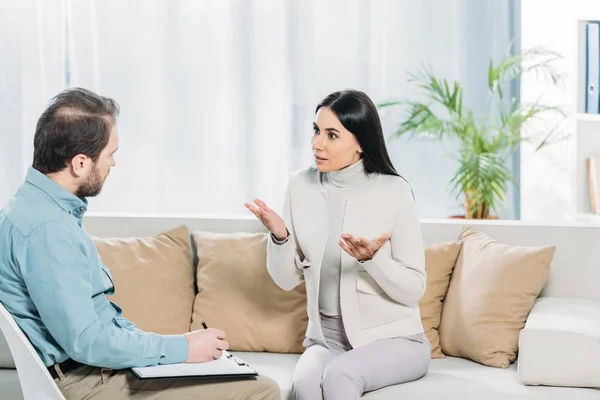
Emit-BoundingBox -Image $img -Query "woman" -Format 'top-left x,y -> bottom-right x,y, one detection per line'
245,89 -> 430,400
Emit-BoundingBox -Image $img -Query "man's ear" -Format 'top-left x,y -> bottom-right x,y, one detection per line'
70,154 -> 91,178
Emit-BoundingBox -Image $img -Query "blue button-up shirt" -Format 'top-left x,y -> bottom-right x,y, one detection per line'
0,167 -> 188,369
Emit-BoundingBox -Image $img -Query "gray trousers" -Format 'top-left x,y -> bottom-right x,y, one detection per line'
291,314 -> 430,400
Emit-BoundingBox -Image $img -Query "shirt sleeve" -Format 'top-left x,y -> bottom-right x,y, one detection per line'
112,315 -> 138,331
18,222 -> 189,369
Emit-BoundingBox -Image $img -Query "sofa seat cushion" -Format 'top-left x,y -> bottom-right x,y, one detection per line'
235,352 -> 600,400
234,352 -> 299,399
518,297 -> 600,389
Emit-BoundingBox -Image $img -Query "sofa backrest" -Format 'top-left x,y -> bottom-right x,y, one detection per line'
419,219 -> 600,303
82,214 -> 600,303
2,214 -> 599,369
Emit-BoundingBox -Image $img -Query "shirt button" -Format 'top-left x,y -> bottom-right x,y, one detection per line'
79,207 -> 85,211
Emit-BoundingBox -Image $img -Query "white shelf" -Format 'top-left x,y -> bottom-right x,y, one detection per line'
572,19 -> 600,218
577,13 -> 600,23
570,212 -> 600,222
576,113 -> 600,122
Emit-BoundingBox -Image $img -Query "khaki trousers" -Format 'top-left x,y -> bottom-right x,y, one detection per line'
55,365 -> 280,400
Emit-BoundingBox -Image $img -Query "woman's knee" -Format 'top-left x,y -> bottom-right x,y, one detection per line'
291,373 -> 322,400
321,359 -> 362,393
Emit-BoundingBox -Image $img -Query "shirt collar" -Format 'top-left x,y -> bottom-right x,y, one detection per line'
25,166 -> 88,217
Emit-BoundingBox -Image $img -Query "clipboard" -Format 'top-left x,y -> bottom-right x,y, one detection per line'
130,351 -> 258,380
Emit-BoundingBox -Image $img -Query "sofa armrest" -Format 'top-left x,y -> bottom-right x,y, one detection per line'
518,297 -> 600,388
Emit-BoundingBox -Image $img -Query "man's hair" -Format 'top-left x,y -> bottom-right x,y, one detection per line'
32,87 -> 120,174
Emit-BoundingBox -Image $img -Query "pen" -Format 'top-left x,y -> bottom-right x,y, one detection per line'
201,321 -> 208,329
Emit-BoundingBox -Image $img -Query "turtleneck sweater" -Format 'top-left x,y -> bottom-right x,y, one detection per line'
319,159 -> 373,317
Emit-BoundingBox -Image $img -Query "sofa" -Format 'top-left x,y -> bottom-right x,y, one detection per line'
1,214 -> 600,400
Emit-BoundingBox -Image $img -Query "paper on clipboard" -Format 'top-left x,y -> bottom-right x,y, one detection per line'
130,351 -> 257,380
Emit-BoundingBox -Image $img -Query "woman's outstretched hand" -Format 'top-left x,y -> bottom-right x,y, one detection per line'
339,233 -> 390,262
244,199 -> 288,241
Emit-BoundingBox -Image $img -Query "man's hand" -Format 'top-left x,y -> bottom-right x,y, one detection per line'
339,233 -> 390,262
184,328 -> 229,363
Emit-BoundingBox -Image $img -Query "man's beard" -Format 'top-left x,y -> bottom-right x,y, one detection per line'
75,166 -> 105,198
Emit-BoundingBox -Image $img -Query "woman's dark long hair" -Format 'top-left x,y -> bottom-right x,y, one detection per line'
315,89 -> 400,177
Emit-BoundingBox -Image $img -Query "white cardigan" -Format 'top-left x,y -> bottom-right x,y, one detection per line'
267,167 -> 427,348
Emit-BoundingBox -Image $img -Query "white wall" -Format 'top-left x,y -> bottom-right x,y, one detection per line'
520,0 -> 600,221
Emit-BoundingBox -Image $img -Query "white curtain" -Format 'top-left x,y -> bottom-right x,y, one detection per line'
0,0 -> 518,218
0,0 -> 67,206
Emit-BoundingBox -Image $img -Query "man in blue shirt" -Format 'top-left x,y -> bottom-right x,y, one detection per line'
0,88 -> 279,399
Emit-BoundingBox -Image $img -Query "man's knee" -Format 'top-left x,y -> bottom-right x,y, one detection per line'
322,360 -> 362,394
252,375 -> 281,400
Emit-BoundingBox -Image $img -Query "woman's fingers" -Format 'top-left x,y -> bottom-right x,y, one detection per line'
245,200 -> 289,239
244,203 -> 268,226
338,240 -> 356,257
254,199 -> 274,214
345,234 -> 366,253
251,199 -> 278,222
375,233 -> 390,248
342,236 -> 366,259
257,208 -> 270,227
339,232 -> 392,261
343,234 -> 379,260
356,240 -> 372,259
354,236 -> 370,250
246,206 -> 260,220
259,209 -> 272,225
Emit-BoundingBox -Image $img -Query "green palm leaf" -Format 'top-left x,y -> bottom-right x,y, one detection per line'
379,43 -> 567,218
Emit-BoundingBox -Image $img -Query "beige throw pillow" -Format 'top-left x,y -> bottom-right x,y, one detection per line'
190,231 -> 308,353
93,226 -> 195,335
439,227 -> 555,368
419,241 -> 462,358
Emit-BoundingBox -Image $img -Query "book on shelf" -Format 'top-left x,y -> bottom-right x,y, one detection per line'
588,157 -> 600,214
586,22 -> 600,114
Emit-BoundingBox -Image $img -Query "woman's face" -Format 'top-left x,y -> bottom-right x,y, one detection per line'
311,107 -> 362,172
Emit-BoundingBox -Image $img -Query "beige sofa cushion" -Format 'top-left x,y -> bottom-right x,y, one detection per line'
190,231 -> 308,353
419,241 -> 462,358
93,226 -> 195,335
439,227 -> 555,368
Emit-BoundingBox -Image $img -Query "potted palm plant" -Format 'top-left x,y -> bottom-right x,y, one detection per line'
379,45 -> 568,219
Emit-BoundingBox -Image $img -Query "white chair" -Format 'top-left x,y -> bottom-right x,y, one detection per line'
0,302 -> 65,400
